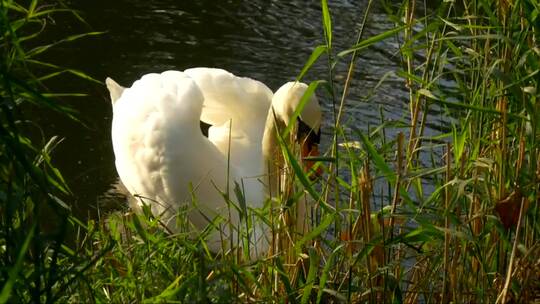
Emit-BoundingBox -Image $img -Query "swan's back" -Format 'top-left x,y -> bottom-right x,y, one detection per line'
110,71 -> 237,230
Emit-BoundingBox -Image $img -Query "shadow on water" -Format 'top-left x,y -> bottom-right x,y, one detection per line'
33,0 -> 448,218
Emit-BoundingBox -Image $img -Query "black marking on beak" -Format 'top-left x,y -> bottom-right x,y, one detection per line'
200,121 -> 212,138
297,118 -> 320,147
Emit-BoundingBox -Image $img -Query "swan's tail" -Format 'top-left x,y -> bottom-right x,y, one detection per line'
106,77 -> 125,104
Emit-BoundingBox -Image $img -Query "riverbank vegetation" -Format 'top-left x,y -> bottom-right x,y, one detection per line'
1,0 -> 539,303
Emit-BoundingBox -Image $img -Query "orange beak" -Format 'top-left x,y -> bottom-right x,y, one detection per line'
301,141 -> 322,180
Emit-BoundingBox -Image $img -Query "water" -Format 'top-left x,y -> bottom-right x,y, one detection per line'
35,0 -> 446,217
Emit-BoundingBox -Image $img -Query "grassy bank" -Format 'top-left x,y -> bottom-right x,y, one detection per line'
1,0 -> 539,303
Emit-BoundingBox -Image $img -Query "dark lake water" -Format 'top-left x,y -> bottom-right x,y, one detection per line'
35,0 -> 446,217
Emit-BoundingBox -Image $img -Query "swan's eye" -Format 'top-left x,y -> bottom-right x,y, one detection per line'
297,118 -> 320,146
200,121 -> 212,138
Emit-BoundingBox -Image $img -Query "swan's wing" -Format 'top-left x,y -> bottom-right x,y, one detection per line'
184,68 -> 272,133
184,68 -> 272,181
112,71 -> 197,203
113,71 -> 252,222
113,71 -> 238,205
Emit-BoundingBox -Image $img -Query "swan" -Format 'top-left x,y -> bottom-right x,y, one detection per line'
106,68 -> 321,255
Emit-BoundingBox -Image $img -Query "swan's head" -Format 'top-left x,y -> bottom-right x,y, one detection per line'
272,82 -> 321,131
272,82 -> 322,177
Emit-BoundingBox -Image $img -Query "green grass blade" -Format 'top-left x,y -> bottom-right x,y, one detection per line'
28,0 -> 38,16
295,213 -> 334,251
26,31 -> 105,58
274,257 -> 298,304
301,247 -> 320,304
143,275 -> 183,303
282,80 -> 323,138
297,45 -> 327,81
452,124 -> 467,167
276,125 -> 334,212
338,25 -> 406,57
321,0 -> 332,48
355,128 -> 396,184
0,225 -> 35,304
316,245 -> 343,304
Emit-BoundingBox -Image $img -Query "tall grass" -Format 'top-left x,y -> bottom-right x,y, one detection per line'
2,0 -> 539,303
0,1 -> 102,302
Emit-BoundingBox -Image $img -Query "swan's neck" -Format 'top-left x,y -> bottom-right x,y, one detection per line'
262,107 -> 287,197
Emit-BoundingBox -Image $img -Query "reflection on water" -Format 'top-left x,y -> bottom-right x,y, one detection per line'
37,0 -> 447,215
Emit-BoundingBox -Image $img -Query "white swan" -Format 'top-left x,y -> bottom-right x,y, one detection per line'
106,68 -> 321,255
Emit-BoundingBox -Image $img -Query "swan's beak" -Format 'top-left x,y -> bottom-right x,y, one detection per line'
301,141 -> 322,180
